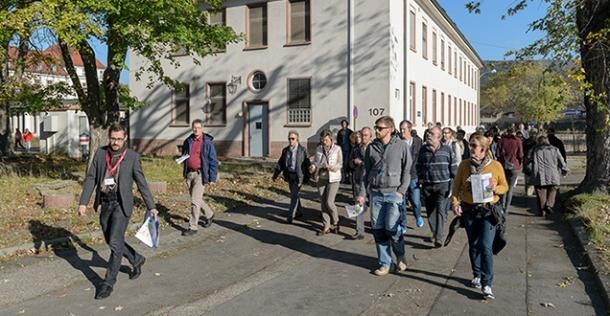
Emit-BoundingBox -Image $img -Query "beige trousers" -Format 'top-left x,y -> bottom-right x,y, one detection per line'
186,171 -> 214,230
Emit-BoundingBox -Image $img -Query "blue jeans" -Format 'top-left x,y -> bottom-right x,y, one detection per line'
370,191 -> 405,268
404,177 -> 423,222
462,203 -> 497,287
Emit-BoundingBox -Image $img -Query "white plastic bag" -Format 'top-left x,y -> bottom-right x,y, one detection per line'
135,215 -> 159,248
345,204 -> 364,218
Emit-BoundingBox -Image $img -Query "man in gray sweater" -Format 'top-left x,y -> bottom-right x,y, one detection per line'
357,116 -> 412,276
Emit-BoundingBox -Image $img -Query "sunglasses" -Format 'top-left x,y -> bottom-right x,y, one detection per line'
288,137 -> 296,140
375,125 -> 390,131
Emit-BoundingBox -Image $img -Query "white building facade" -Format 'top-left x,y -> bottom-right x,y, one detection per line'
129,0 -> 483,157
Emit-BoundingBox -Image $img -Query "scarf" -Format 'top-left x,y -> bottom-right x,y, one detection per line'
469,154 -> 491,175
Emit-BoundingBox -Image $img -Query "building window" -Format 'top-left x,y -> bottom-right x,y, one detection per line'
458,99 -> 464,126
467,64 -> 471,87
422,22 -> 427,59
409,10 -> 416,51
440,39 -> 445,70
463,60 -> 467,84
288,0 -> 311,44
249,71 -> 267,91
422,86 -> 427,126
171,83 -> 190,126
460,56 -> 464,81
454,52 -> 457,78
432,89 -> 437,123
432,31 -> 437,65
474,69 -> 478,90
409,82 -> 416,123
247,4 -> 268,48
205,83 -> 226,125
288,78 -> 311,124
454,96 -> 457,126
447,94 -> 453,126
209,9 -> 227,51
448,46 -> 452,74
441,92 -> 445,124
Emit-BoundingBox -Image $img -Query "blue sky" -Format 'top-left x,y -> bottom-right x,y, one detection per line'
93,1 -> 548,83
436,0 -> 548,61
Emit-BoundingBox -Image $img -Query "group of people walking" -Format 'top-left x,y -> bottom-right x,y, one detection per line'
273,118 -> 570,300
75,117 -> 569,302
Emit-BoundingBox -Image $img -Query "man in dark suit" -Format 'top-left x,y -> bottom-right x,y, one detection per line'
78,123 -> 158,300
399,120 -> 424,228
273,130 -> 311,223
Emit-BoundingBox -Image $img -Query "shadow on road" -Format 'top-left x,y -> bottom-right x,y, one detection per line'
27,220 -> 130,289
214,219 -> 378,270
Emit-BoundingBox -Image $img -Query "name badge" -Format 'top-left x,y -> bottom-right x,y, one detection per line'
104,178 -> 116,186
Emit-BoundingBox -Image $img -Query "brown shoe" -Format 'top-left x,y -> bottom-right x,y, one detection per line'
316,228 -> 330,236
330,224 -> 340,234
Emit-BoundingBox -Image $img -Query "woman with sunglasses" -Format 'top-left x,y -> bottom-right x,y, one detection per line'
309,130 -> 343,235
450,134 -> 508,300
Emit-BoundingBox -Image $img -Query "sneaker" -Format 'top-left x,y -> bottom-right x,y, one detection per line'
374,266 -> 390,276
416,216 -> 424,228
182,229 -> 197,236
482,285 -> 495,300
396,258 -> 408,272
470,276 -> 482,289
202,214 -> 214,228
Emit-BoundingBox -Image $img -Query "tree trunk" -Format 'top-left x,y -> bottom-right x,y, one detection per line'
576,0 -> 610,194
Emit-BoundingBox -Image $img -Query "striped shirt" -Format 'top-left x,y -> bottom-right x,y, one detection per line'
416,143 -> 458,184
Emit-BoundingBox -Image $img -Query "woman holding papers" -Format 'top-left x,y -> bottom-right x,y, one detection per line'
450,134 -> 508,300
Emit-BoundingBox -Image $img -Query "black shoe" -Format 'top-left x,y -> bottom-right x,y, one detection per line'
202,214 -> 214,228
434,241 -> 443,248
95,284 -> 113,300
286,217 -> 294,224
294,212 -> 304,219
348,233 -> 365,240
182,229 -> 197,236
130,257 -> 145,280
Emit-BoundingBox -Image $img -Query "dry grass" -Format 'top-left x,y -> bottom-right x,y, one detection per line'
566,193 -> 610,270
0,155 -> 288,252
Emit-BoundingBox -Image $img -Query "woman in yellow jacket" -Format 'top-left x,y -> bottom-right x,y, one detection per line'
451,133 -> 508,300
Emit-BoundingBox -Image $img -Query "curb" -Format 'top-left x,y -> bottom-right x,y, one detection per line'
565,215 -> 610,311
0,223 -> 140,258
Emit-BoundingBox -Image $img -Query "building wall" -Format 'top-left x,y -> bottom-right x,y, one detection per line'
129,0 -> 483,157
405,0 -> 483,136
130,0 -> 355,157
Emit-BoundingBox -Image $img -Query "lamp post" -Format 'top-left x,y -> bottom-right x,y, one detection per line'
477,68 -> 497,128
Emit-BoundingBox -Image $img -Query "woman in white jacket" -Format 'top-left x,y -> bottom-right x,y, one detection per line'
309,130 -> 343,235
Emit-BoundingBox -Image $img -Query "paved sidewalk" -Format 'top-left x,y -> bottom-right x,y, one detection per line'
0,164 -> 606,315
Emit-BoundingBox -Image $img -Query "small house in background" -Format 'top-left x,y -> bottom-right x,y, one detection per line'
4,45 -> 106,158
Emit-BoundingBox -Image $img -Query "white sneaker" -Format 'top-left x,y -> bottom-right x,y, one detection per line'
396,257 -> 408,272
470,277 -> 481,289
482,285 -> 495,300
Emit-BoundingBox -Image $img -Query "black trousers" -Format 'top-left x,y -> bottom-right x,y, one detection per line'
422,182 -> 451,241
100,201 -> 143,287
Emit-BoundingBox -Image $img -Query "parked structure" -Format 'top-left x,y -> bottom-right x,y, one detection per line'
129,0 -> 483,157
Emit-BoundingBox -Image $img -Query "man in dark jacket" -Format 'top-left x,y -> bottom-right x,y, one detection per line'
399,120 -> 424,228
547,128 -> 567,162
496,128 -> 524,214
78,123 -> 158,300
356,116 -> 411,276
417,126 -> 458,247
181,119 -> 218,236
273,130 -> 311,223
337,119 -> 353,183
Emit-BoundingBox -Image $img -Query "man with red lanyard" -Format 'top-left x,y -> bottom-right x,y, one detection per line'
78,123 -> 158,300
181,119 -> 218,236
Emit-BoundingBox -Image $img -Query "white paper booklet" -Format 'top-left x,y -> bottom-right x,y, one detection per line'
470,173 -> 494,203
175,154 -> 190,164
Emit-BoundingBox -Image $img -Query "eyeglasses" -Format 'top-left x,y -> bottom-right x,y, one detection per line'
375,125 -> 390,131
110,137 -> 125,143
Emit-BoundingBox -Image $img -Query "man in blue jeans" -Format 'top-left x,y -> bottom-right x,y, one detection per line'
357,116 -> 412,276
399,120 -> 424,229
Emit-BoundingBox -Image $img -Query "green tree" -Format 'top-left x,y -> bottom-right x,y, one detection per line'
467,0 -> 610,193
3,0 -> 239,164
481,62 -> 571,124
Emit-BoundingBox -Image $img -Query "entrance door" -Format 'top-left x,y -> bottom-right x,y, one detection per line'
248,103 -> 268,157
